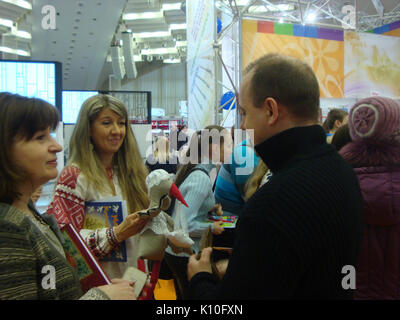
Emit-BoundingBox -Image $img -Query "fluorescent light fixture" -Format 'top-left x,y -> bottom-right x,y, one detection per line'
0,18 -> 13,28
132,30 -> 171,39
131,26 -> 185,41
0,0 -> 32,10
162,3 -> 181,11
248,4 -> 294,13
141,47 -> 178,55
164,58 -> 181,64
123,10 -> 164,20
170,23 -> 186,30
107,54 -> 143,62
13,29 -> 31,39
176,40 -> 187,47
0,46 -> 30,56
217,0 -> 293,11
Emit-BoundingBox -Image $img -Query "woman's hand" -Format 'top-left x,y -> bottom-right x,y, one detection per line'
212,221 -> 224,235
113,212 -> 151,242
97,279 -> 137,300
210,203 -> 223,216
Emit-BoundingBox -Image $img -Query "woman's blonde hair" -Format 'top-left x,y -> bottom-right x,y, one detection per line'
68,94 -> 149,212
244,160 -> 269,201
153,136 -> 169,162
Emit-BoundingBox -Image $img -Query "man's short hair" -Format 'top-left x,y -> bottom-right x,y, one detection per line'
244,54 -> 320,122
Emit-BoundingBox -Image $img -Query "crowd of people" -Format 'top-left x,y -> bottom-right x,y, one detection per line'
0,52 -> 399,300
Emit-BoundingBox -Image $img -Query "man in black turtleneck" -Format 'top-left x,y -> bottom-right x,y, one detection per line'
187,53 -> 364,299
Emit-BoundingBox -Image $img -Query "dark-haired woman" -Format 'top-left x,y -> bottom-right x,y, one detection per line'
164,125 -> 232,299
322,108 -> 348,143
0,92 -> 136,300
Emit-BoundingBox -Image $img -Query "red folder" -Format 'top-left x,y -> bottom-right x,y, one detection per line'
60,223 -> 111,293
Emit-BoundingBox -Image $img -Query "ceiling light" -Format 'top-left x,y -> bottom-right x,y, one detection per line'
141,47 -> 178,55
5,29 -> 31,40
0,18 -> 13,29
175,40 -> 187,47
306,12 -> 316,22
123,10 -> 164,20
0,46 -> 30,56
164,58 -> 181,64
107,54 -> 143,62
0,0 -> 32,10
162,3 -> 181,11
170,23 -> 186,30
132,30 -> 171,39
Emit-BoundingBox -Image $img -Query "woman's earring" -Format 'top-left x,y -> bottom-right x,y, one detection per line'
90,143 -> 94,151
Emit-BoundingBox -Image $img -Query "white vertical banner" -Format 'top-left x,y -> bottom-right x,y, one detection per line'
186,0 -> 216,130
221,12 -> 240,128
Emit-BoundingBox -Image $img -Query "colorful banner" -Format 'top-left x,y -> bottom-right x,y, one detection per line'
242,19 -> 400,99
242,19 -> 345,98
186,0 -> 216,130
369,20 -> 400,37
344,31 -> 400,99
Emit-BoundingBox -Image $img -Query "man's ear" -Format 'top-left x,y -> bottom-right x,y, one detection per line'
263,97 -> 279,125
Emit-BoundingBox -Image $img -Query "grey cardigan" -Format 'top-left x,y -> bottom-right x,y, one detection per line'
0,201 -> 109,300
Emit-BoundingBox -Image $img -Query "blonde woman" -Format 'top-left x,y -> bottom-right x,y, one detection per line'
0,93 -> 136,299
244,160 -> 272,201
47,94 -> 150,279
146,135 -> 177,174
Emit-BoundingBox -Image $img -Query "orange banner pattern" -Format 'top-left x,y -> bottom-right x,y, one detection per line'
242,20 -> 345,98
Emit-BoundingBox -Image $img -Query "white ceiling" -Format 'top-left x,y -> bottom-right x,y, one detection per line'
0,0 -> 400,91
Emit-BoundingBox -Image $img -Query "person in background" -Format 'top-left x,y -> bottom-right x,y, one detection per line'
339,96 -> 400,299
164,125 -> 233,299
187,53 -> 364,299
0,92 -> 136,300
322,108 -> 349,143
47,94 -> 150,279
146,135 -> 177,174
331,123 -> 351,152
243,160 -> 272,201
214,127 -> 259,218
169,124 -> 179,156
176,124 -> 189,152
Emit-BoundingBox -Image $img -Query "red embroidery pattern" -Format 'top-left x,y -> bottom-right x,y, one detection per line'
47,166 -> 85,230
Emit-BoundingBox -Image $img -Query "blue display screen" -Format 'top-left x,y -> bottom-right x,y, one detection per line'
0,61 -> 57,106
62,90 -> 98,123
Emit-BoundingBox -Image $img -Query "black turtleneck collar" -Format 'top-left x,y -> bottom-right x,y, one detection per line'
255,125 -> 327,173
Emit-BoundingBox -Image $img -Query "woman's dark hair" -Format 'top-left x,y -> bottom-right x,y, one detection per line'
174,125 -> 228,187
322,108 -> 348,133
331,124 -> 351,151
0,92 -> 60,203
